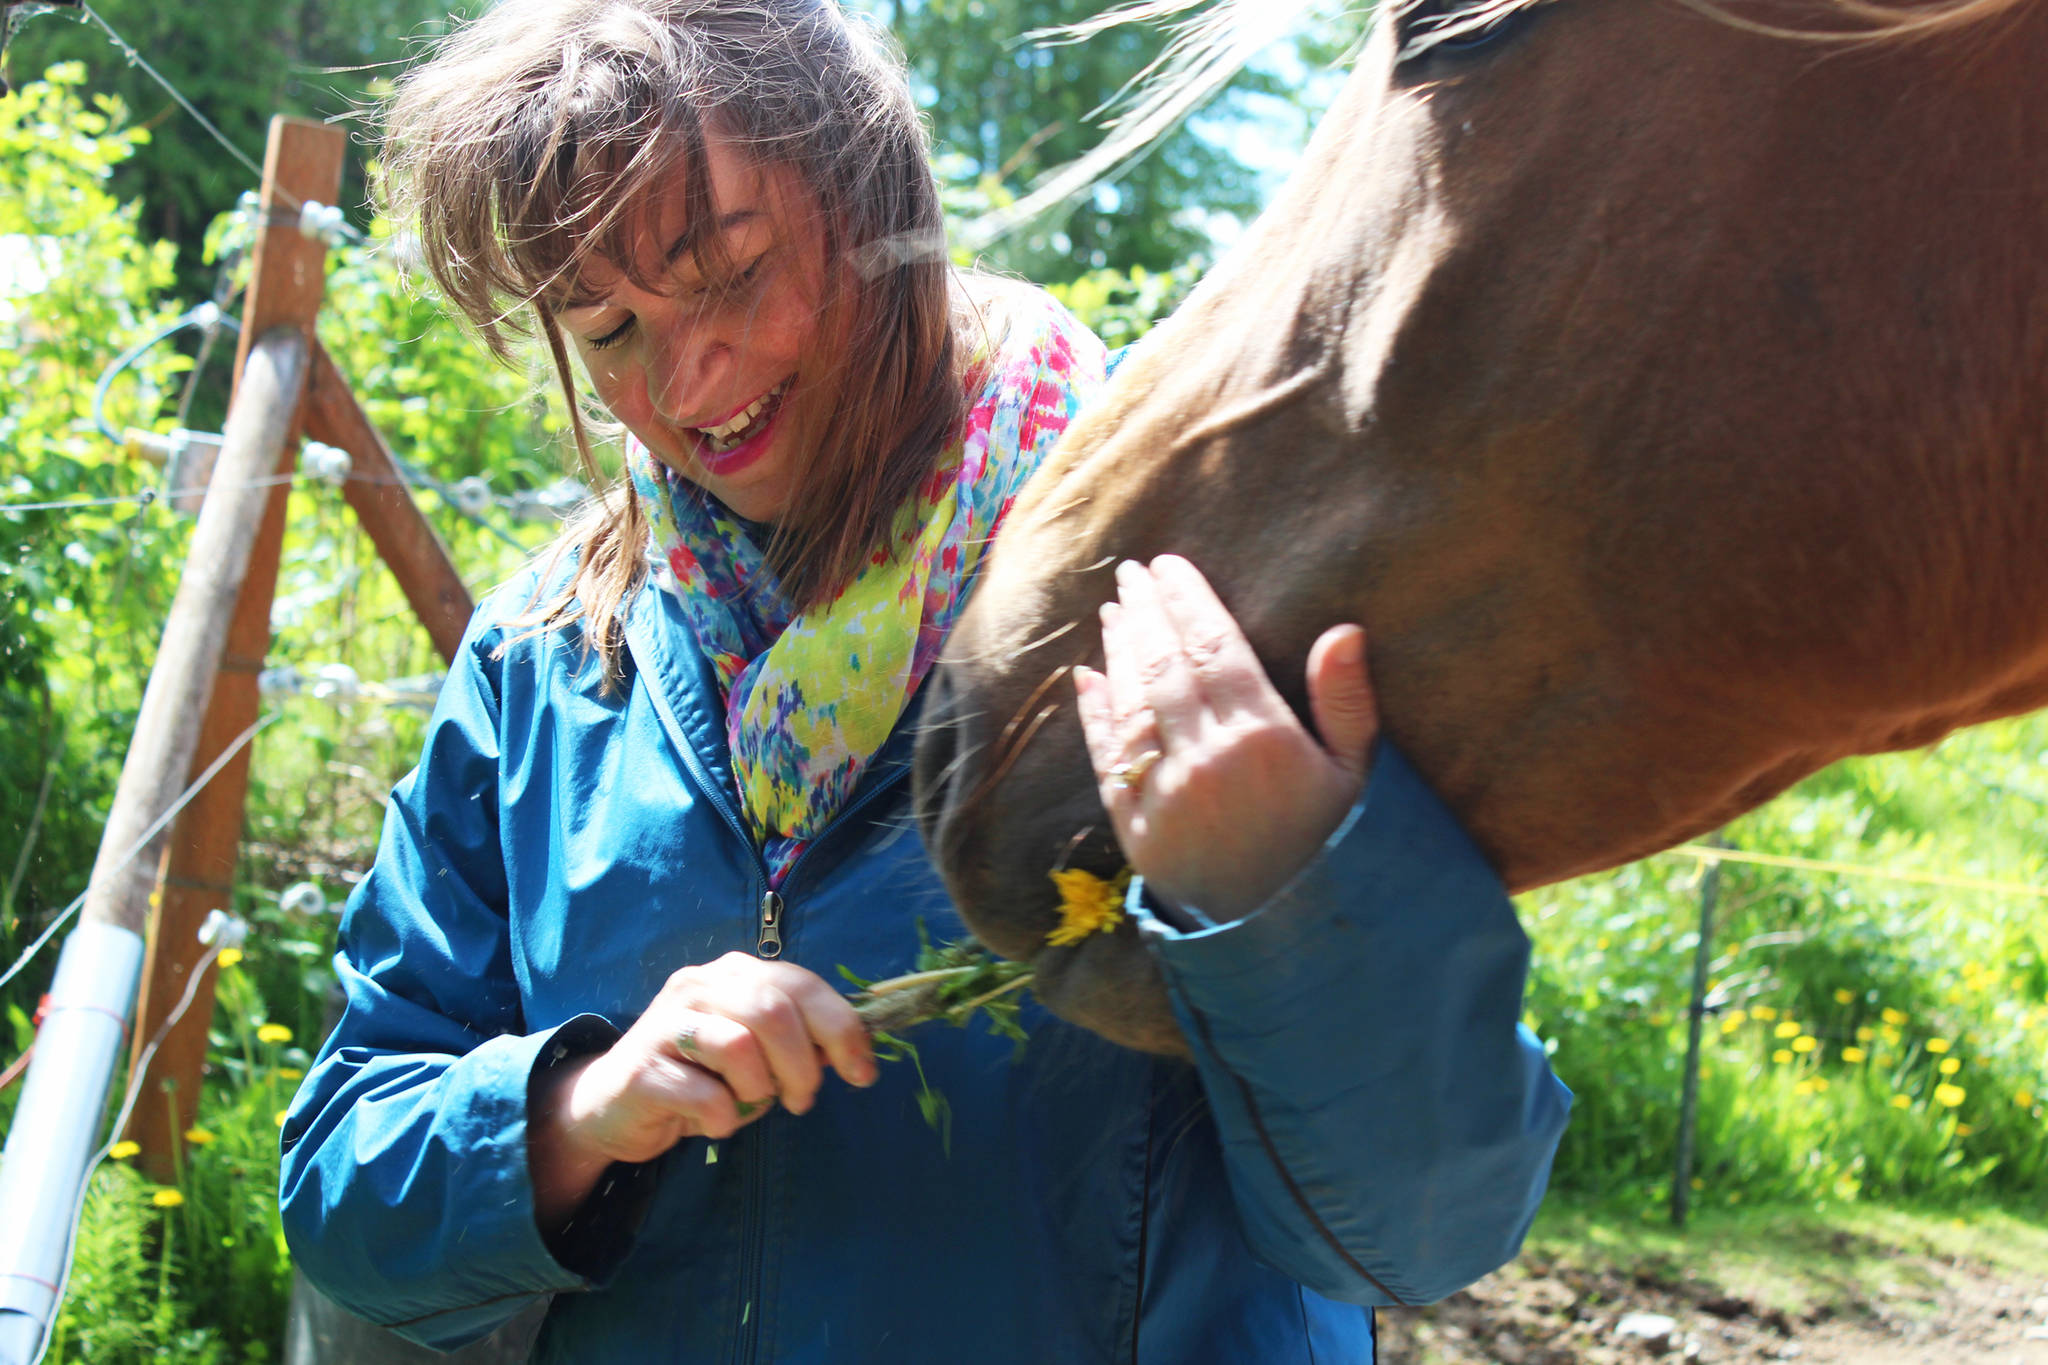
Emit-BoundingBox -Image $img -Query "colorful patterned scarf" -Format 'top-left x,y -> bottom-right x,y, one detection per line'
633,293 -> 1104,884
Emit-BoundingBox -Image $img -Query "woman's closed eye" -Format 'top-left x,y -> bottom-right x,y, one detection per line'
587,315 -> 637,350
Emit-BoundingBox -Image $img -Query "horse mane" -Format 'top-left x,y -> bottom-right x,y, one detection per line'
1678,0 -> 2033,41
954,0 -> 2031,250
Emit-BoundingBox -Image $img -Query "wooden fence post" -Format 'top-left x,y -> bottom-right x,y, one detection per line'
125,116 -> 343,1180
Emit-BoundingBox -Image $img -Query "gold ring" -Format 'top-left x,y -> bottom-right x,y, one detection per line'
1106,749 -> 1163,791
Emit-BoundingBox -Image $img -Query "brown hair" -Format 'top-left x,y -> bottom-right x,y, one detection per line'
382,0 -> 970,675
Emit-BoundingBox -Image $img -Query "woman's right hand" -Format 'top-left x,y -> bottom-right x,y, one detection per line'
528,952 -> 878,1229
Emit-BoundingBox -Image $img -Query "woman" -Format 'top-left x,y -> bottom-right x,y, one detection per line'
279,0 -> 1572,1360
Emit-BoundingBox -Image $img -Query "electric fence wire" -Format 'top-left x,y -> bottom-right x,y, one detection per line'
0,709 -> 280,996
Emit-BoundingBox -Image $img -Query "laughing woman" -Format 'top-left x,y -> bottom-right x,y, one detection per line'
278,0 -> 1572,1360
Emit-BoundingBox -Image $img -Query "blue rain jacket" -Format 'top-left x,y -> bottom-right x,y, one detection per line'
280,567 -> 1571,1364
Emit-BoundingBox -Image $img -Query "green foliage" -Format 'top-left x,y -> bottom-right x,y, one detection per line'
1045,259 -> 1205,348
45,1164 -> 223,1365
0,63 -> 189,982
1526,713 -> 2048,1210
877,0 -> 1278,281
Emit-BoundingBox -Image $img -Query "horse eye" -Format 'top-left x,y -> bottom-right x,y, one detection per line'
1395,0 -> 1527,61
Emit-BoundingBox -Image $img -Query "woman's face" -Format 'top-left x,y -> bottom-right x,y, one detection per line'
557,133 -> 828,523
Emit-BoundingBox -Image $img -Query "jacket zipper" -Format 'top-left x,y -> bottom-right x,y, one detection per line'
730,767 -> 911,1365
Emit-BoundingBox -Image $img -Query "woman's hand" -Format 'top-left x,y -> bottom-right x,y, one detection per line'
1072,556 -> 1379,922
529,952 -> 877,1229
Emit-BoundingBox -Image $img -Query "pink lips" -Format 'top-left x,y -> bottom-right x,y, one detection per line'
691,398 -> 786,478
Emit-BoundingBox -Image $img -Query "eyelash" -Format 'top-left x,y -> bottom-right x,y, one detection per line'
582,255 -> 769,353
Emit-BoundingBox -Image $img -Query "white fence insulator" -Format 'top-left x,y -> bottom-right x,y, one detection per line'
297,200 -> 350,247
279,882 -> 329,918
301,440 -> 353,486
197,908 -> 249,950
449,475 -> 493,517
309,663 -> 361,702
257,663 -> 303,698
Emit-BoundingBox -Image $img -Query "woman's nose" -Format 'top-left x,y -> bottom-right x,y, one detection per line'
647,322 -> 736,425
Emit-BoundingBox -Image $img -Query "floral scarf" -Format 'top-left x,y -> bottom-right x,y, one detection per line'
633,293 -> 1105,884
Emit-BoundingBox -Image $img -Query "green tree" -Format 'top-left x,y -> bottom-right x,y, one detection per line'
877,0 -> 1278,281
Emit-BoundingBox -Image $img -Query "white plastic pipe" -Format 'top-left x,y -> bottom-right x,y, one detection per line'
0,921 -> 146,1365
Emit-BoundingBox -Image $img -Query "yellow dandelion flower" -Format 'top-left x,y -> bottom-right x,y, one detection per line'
1725,1009 -> 1747,1028
1925,1037 -> 1952,1054
1794,1078 -> 1820,1096
1720,1015 -> 1743,1035
1773,1049 -> 1794,1065
1881,1007 -> 1907,1026
182,1127 -> 214,1147
1934,1083 -> 1967,1108
216,948 -> 244,969
108,1141 -> 141,1161
278,1067 -> 304,1080
1595,936 -> 1611,951
1956,1123 -> 1976,1137
151,1189 -> 185,1208
1046,868 -> 1132,947
1834,989 -> 1855,1005
1841,1046 -> 1868,1064
274,1110 -> 290,1128
1815,1076 -> 1830,1092
1752,1005 -> 1779,1022
255,1024 -> 293,1045
1792,1035 -> 1819,1054
1882,1025 -> 1903,1045
1939,1057 -> 1961,1076
1855,1026 -> 1875,1043
1890,1094 -> 1912,1109
1774,1021 -> 1800,1039
2015,1091 -> 2035,1109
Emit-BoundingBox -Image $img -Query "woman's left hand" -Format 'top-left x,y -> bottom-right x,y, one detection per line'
1072,555 -> 1380,922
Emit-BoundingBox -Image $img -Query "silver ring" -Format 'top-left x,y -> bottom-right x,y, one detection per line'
1106,749 -> 1163,791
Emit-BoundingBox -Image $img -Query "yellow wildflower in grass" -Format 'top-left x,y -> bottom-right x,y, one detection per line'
1046,868 -> 1133,947
1792,1035 -> 1819,1054
108,1141 -> 141,1161
1841,1046 -> 1868,1064
1773,1049 -> 1794,1065
1939,1057 -> 1961,1076
1595,936 -> 1610,951
256,1023 -> 293,1045
1815,1076 -> 1830,1092
1881,1007 -> 1907,1026
1775,1020 -> 1801,1039
1956,1124 -> 1976,1137
1881,1025 -> 1903,1045
1752,1005 -> 1778,1022
1855,1025 -> 1875,1043
182,1126 -> 214,1147
151,1189 -> 185,1208
1834,988 -> 1855,1005
1925,1037 -> 1952,1054
1795,1078 -> 1820,1096
1890,1094 -> 1913,1109
216,948 -> 244,969
2015,1091 -> 2036,1109
1720,1015 -> 1743,1036
1934,1083 -> 1967,1108
279,1067 -> 304,1081
275,1110 -> 290,1128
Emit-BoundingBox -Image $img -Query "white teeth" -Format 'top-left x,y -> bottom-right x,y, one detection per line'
698,380 -> 788,446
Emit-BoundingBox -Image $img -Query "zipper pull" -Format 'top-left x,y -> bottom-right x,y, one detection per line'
756,890 -> 784,959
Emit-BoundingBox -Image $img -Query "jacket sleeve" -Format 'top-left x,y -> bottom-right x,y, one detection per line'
278,607 -> 652,1350
1131,738 -> 1572,1308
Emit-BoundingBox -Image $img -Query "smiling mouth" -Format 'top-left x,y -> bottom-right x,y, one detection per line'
694,379 -> 790,455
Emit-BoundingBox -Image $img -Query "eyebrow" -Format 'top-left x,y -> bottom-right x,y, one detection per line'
555,208 -> 763,312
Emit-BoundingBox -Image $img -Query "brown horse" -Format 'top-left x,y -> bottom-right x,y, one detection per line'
913,0 -> 2048,1055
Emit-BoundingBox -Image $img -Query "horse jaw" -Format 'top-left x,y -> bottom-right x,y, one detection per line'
916,0 -> 2048,1055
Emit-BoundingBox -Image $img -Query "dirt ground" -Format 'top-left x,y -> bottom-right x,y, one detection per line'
1378,1234 -> 2048,1364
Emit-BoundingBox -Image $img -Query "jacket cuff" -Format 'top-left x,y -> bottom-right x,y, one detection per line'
527,1014 -> 661,1282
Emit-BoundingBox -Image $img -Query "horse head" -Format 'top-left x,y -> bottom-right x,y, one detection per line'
914,0 -> 2048,1055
